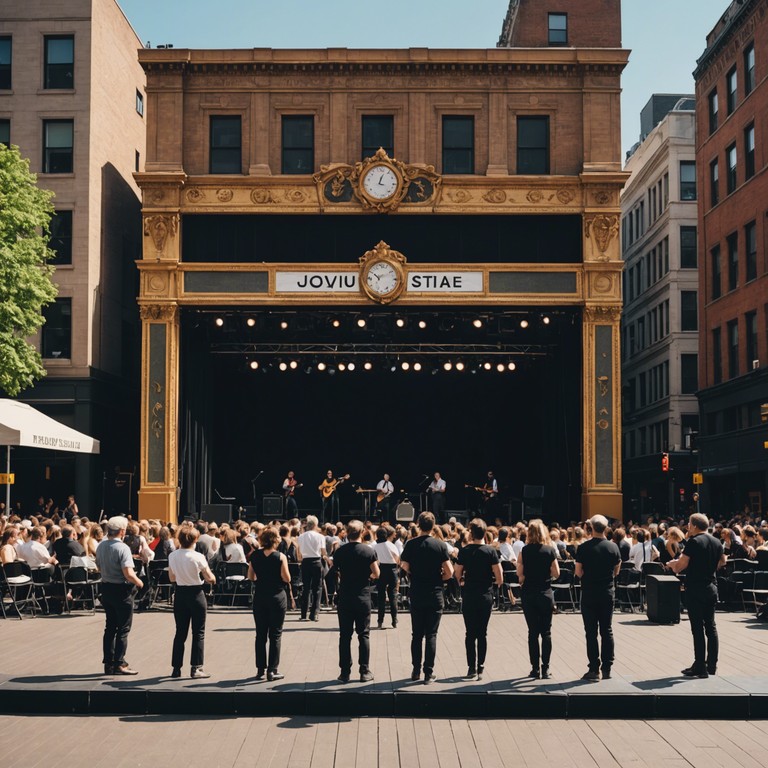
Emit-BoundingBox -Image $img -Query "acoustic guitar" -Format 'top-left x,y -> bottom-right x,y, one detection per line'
320,474 -> 350,499
284,482 -> 303,499
464,483 -> 496,498
356,487 -> 391,503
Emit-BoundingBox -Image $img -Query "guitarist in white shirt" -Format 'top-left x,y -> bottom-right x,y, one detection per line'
376,473 -> 395,518
282,471 -> 302,518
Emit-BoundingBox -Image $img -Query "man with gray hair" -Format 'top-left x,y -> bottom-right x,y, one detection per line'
575,514 -> 621,681
668,513 -> 725,677
297,515 -> 327,622
95,516 -> 144,675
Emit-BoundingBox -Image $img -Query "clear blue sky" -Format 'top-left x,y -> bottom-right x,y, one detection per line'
117,0 -> 728,159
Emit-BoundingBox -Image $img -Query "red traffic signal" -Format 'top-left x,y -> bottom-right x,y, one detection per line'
661,452 -> 669,472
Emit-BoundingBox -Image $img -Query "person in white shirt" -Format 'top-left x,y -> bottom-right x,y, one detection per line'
428,472 -> 446,523
297,515 -> 327,621
168,525 -> 216,679
17,526 -> 57,570
511,528 -> 526,560
374,525 -> 400,628
627,529 -> 659,571
497,527 -> 516,563
197,522 -> 220,561
219,528 -> 246,564
376,474 -> 395,518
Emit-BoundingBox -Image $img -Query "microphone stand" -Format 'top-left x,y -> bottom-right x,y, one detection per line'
251,470 -> 264,509
417,473 -> 430,512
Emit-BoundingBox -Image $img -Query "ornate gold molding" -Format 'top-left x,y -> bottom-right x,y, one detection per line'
139,304 -> 179,322
143,214 -> 179,256
584,214 -> 619,261
583,305 -> 622,324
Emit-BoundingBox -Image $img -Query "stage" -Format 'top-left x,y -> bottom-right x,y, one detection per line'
1,609 -> 767,719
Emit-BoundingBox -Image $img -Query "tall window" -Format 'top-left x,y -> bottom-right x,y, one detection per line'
0,36 -> 10,90
745,221 -> 757,282
679,161 -> 696,200
517,116 -> 549,174
0,118 -> 9,146
681,291 -> 698,331
745,311 -> 758,369
41,298 -> 71,359
209,116 -> 241,174
681,354 -> 698,394
362,115 -> 394,160
136,90 -> 144,117
49,210 -> 73,265
712,327 -> 722,384
710,159 -> 719,206
548,13 -> 568,45
711,245 -> 722,300
44,35 -> 74,89
42,120 -> 74,173
726,67 -> 738,114
744,123 -> 755,179
680,226 -> 697,268
726,143 -> 737,193
708,89 -> 718,134
727,232 -> 739,291
727,319 -> 739,379
744,43 -> 756,96
442,116 -> 475,174
281,115 -> 314,174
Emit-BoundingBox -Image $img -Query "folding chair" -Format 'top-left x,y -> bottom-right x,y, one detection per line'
743,571 -> 768,616
615,566 -> 642,613
223,562 -> 250,607
148,560 -> 174,608
64,565 -> 101,614
288,562 -> 303,612
551,568 -> 578,612
500,560 -> 520,610
0,562 -> 41,618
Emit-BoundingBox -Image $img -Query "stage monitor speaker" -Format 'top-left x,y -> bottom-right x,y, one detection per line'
523,485 -> 544,499
262,494 -> 283,519
200,504 -> 232,525
395,501 -> 415,522
239,505 -> 259,523
646,575 -> 681,624
445,510 -> 469,524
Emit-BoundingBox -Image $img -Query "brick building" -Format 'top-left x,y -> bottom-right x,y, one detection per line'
694,0 -> 768,517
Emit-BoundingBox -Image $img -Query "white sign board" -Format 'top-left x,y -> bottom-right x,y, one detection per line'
407,272 -> 483,292
275,270 -> 484,294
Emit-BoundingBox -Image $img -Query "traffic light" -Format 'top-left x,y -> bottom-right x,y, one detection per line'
661,452 -> 669,472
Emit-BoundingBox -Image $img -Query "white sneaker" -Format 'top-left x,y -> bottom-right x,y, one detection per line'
191,667 -> 211,679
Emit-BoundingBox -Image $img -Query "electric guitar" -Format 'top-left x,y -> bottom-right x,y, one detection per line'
320,474 -> 350,499
284,482 -> 303,499
464,483 -> 497,498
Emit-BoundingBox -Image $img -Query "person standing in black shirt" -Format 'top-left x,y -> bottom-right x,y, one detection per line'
517,519 -> 560,679
575,515 -> 621,681
332,520 -> 379,683
400,511 -> 453,683
667,512 -> 726,677
454,518 -> 502,680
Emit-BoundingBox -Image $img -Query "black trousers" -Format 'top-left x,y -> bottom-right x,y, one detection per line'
431,492 -> 445,523
100,582 -> 136,667
410,593 -> 444,674
300,558 -> 323,619
172,585 -> 207,669
377,564 -> 398,624
338,595 -> 371,673
321,494 -> 338,524
461,589 -> 493,670
253,590 -> 287,672
581,591 -> 615,671
522,590 -> 554,668
686,583 -> 718,670
284,495 -> 298,518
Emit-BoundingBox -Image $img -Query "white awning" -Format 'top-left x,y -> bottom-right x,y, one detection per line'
0,399 -> 100,454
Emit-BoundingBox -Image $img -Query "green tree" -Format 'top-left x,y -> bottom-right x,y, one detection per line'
0,143 -> 58,396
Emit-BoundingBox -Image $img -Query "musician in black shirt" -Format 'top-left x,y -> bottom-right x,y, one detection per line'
332,520 -> 379,683
400,511 -> 453,683
454,518 -> 503,680
517,519 -> 560,679
667,512 -> 726,677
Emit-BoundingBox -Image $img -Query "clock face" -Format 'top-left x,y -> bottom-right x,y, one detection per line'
362,165 -> 399,201
366,260 -> 399,295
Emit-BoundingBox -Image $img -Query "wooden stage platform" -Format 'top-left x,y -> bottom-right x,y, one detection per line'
1,608 -> 767,719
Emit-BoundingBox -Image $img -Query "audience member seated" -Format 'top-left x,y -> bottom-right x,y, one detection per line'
17,526 -> 57,570
53,525 -> 86,567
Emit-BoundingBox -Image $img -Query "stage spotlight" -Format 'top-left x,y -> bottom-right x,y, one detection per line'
331,318 -> 341,328
418,320 -> 427,329
289,360 -> 298,370
413,362 -> 422,372
363,361 -> 373,371
508,362 -> 516,371
357,318 -> 367,328
246,317 -> 256,327
338,362 -> 347,372
280,320 -> 289,330
278,361 -> 288,372
520,319 -> 529,329
317,361 -> 327,371
347,362 -> 356,372
402,361 -> 410,371
456,361 -> 465,371
496,363 -> 505,372
483,362 -> 492,371
443,361 -> 453,371
328,367 -> 336,376
390,364 -> 397,373
249,360 -> 259,370
472,318 -> 483,329
395,317 -> 406,328
304,366 -> 312,374
214,317 -> 224,327
542,315 -> 551,325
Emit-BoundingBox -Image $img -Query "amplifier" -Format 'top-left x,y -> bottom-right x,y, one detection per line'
646,574 -> 681,624
262,494 -> 283,519
200,504 -> 232,525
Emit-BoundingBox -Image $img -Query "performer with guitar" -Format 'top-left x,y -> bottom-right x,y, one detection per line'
428,472 -> 446,524
376,473 -> 395,518
282,471 -> 302,518
319,470 -> 349,523
483,471 -> 500,523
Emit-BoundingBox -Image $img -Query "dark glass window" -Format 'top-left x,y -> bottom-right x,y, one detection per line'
0,118 -> 9,146
41,298 -> 71,359
745,311 -> 758,369
681,291 -> 698,331
727,319 -> 739,379
726,143 -> 737,193
548,13 -> 568,45
281,115 -> 314,174
49,210 -> 72,265
0,36 -> 11,90
712,327 -> 722,384
681,354 -> 698,394
44,35 -> 74,89
136,90 -> 144,117
517,116 -> 549,175
708,89 -> 718,134
680,161 -> 696,200
745,221 -> 757,282
209,116 -> 241,174
744,43 -> 755,96
680,226 -> 697,268
726,67 -> 737,114
727,232 -> 738,291
362,115 -> 393,160
710,158 -> 719,206
745,123 -> 755,179
442,116 -> 475,174
42,120 -> 74,173
711,245 -> 722,300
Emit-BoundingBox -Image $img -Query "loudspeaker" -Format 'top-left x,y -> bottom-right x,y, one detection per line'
262,494 -> 283,519
239,505 -> 259,523
646,574 -> 681,624
200,504 -> 232,525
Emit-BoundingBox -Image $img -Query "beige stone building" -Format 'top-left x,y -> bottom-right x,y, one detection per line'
0,0 -> 145,514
